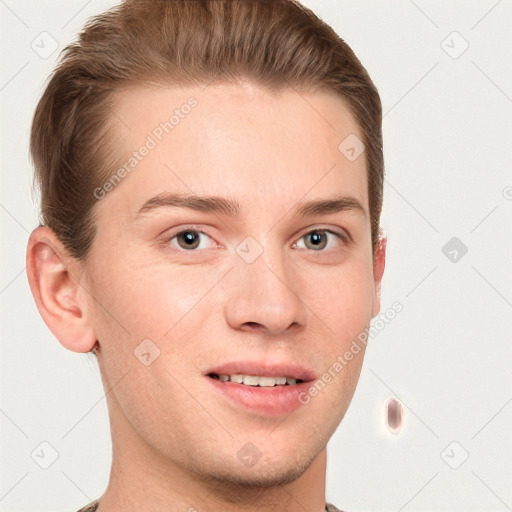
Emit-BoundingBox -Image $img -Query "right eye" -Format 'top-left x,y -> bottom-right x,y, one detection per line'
162,228 -> 219,251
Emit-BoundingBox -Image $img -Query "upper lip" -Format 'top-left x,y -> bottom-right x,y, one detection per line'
205,360 -> 316,382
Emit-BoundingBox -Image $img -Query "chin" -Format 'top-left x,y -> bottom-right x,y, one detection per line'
191,441 -> 320,495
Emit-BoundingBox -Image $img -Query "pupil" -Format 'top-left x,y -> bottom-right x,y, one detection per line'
307,231 -> 326,249
179,231 -> 200,249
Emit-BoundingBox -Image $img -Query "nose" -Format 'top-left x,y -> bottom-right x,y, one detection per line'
224,242 -> 308,335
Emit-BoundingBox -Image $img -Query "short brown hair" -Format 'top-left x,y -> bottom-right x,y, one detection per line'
30,0 -> 384,263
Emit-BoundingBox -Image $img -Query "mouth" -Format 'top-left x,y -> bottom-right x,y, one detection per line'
207,373 -> 304,387
205,362 -> 315,416
205,360 -> 315,385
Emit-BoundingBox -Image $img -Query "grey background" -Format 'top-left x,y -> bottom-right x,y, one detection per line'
1,1 -> 511,511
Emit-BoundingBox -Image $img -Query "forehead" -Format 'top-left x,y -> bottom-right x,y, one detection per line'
97,82 -> 369,222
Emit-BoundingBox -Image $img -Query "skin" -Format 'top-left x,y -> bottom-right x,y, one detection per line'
26,81 -> 386,512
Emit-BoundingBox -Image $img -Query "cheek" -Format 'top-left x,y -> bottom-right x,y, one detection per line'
304,258 -> 375,342
86,249 -> 228,363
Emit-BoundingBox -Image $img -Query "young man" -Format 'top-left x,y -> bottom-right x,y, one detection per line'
26,1 -> 386,511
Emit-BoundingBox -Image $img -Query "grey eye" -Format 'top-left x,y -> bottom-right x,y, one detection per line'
295,229 -> 346,251
176,230 -> 202,250
303,230 -> 328,250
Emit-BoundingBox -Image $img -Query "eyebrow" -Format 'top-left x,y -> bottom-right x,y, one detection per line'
133,192 -> 366,220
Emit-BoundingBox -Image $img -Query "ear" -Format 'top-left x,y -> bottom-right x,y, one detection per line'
26,226 -> 97,353
371,230 -> 387,318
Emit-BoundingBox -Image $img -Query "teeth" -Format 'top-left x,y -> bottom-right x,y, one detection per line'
243,375 -> 260,386
213,373 -> 302,386
258,376 -> 277,387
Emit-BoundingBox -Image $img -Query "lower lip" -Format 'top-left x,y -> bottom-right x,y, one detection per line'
206,376 -> 311,416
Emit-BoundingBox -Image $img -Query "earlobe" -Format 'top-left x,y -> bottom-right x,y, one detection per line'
26,226 -> 97,353
371,230 -> 387,318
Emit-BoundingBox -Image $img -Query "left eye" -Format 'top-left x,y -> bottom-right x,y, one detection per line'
294,229 -> 346,251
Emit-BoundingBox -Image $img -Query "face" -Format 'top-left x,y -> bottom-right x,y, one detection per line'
73,82 -> 384,487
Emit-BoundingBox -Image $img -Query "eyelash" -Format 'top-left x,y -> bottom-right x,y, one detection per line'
160,227 -> 350,252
